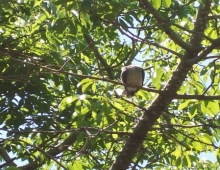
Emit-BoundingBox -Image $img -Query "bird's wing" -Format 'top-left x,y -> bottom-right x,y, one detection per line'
121,68 -> 128,83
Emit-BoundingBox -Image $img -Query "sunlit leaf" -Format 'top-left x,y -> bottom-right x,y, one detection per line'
152,0 -> 161,9
59,96 -> 78,112
192,141 -> 204,151
75,100 -> 82,113
199,134 -> 212,145
201,101 -> 219,115
92,83 -> 96,93
178,100 -> 190,110
163,0 -> 171,8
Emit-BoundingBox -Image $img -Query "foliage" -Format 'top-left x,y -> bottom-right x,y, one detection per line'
0,0 -> 220,169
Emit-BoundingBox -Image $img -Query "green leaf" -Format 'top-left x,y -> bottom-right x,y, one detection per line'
152,0 -> 161,9
81,106 -> 89,114
189,104 -> 198,119
178,101 -> 190,110
91,83 -> 96,93
79,12 -> 92,29
152,66 -> 164,89
75,100 -> 82,113
33,0 -> 42,7
194,82 -> 204,94
199,134 -> 212,145
112,133 -> 118,139
78,78 -> 93,86
163,0 -> 171,8
81,0 -> 92,10
176,156 -> 182,168
201,101 -> 219,115
118,18 -> 128,29
189,85 -> 195,94
112,101 -> 124,111
192,141 -> 204,151
59,96 -> 78,112
183,154 -> 191,167
53,18 -> 70,34
82,81 -> 93,93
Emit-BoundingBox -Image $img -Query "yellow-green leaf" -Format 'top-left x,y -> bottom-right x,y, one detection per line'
59,96 -> 78,112
152,0 -> 161,9
163,0 -> 171,8
178,101 -> 190,110
201,101 -> 219,115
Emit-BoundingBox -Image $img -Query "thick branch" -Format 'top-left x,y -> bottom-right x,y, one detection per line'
189,1 -> 211,50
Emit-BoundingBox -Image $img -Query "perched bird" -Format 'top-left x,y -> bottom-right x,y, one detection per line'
121,65 -> 145,97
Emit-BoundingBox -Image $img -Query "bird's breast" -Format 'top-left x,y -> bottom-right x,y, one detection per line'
126,69 -> 143,87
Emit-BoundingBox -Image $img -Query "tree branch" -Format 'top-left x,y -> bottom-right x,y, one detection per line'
174,94 -> 220,100
187,38 -> 220,64
18,132 -> 77,170
175,128 -> 216,148
189,1 -> 211,50
0,148 -> 17,167
118,23 -> 182,57
110,58 -> 192,169
139,0 -> 192,50
7,56 -> 220,101
160,123 -> 220,129
84,34 -> 114,79
6,55 -> 161,94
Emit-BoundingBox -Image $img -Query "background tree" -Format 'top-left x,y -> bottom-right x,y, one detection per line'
0,0 -> 220,169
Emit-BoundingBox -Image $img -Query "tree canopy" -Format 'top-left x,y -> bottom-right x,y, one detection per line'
1,0 -> 220,169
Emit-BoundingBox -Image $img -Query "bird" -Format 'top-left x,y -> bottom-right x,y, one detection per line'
120,65 -> 145,97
